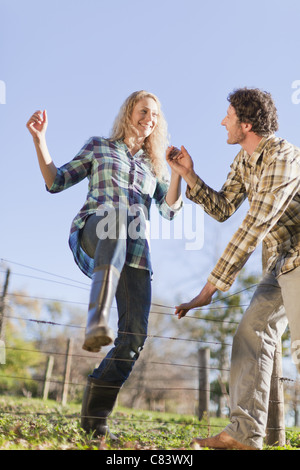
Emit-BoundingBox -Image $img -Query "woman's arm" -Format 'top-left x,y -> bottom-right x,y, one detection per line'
165,171 -> 182,207
165,146 -> 183,207
26,110 -> 57,190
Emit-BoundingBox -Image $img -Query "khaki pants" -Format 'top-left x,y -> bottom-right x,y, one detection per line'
225,267 -> 300,449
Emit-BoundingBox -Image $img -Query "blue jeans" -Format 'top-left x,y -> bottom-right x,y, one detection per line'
80,212 -> 152,386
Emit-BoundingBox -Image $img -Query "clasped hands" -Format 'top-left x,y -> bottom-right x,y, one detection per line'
166,145 -> 198,194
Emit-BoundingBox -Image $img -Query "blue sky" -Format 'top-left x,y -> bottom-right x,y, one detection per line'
1,0 -> 300,312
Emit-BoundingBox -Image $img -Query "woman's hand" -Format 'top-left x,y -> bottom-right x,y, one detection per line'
166,146 -> 181,161
26,109 -> 48,142
26,109 -> 57,189
164,146 -> 182,207
167,145 -> 198,189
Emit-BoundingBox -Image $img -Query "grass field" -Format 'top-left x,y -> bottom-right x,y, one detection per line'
0,396 -> 299,450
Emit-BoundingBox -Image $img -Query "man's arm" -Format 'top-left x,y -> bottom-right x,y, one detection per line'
175,281 -> 218,319
168,146 -> 246,222
172,140 -> 300,315
209,146 -> 300,291
166,145 -> 198,189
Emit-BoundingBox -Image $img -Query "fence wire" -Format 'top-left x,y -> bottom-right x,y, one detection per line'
0,258 -> 298,434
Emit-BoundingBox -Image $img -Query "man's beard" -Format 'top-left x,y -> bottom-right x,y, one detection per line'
227,125 -> 246,145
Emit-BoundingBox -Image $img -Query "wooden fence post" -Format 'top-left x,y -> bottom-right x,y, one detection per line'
198,347 -> 210,420
266,343 -> 286,446
43,355 -> 54,400
262,242 -> 286,446
62,338 -> 73,406
0,268 -> 10,340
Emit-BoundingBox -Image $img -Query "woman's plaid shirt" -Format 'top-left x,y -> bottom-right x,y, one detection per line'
47,137 -> 182,278
187,135 -> 300,291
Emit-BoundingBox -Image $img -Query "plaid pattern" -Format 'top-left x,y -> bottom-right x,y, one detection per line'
47,137 -> 182,278
187,135 -> 300,291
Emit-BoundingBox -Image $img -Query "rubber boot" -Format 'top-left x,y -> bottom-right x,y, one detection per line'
81,376 -> 121,440
82,266 -> 120,352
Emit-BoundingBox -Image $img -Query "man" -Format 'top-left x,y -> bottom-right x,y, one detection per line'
168,88 -> 300,450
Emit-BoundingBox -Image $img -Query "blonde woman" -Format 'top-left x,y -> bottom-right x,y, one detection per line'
26,91 -> 182,439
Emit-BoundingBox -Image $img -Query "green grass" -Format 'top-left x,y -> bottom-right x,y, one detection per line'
0,396 -> 299,450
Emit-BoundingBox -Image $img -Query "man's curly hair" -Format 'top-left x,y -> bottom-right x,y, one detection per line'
228,87 -> 278,137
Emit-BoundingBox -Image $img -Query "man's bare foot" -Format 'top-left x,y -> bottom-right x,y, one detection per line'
191,431 -> 258,450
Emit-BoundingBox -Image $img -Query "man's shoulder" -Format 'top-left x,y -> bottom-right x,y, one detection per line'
263,135 -> 300,164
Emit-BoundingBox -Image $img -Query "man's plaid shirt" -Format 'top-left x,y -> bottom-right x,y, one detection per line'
187,135 -> 300,291
47,137 -> 182,278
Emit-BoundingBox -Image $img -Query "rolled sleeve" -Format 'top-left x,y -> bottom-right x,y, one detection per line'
46,168 -> 69,194
46,138 -> 94,194
154,178 -> 183,220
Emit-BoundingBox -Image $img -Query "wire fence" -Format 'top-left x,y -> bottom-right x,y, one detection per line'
0,258 -> 299,434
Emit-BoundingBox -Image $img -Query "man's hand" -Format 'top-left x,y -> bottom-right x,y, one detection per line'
166,145 -> 198,189
175,281 -> 218,319
166,146 -> 181,161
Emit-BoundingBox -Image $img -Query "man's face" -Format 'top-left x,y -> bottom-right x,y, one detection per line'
221,105 -> 247,145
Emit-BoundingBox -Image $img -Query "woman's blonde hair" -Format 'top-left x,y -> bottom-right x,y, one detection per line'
109,91 -> 169,180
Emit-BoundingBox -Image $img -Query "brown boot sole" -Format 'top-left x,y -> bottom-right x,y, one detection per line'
82,327 -> 114,352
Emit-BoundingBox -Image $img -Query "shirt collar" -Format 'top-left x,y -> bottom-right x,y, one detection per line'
116,140 -> 145,159
247,134 -> 274,167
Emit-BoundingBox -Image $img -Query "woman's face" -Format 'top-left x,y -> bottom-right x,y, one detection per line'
130,97 -> 158,139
